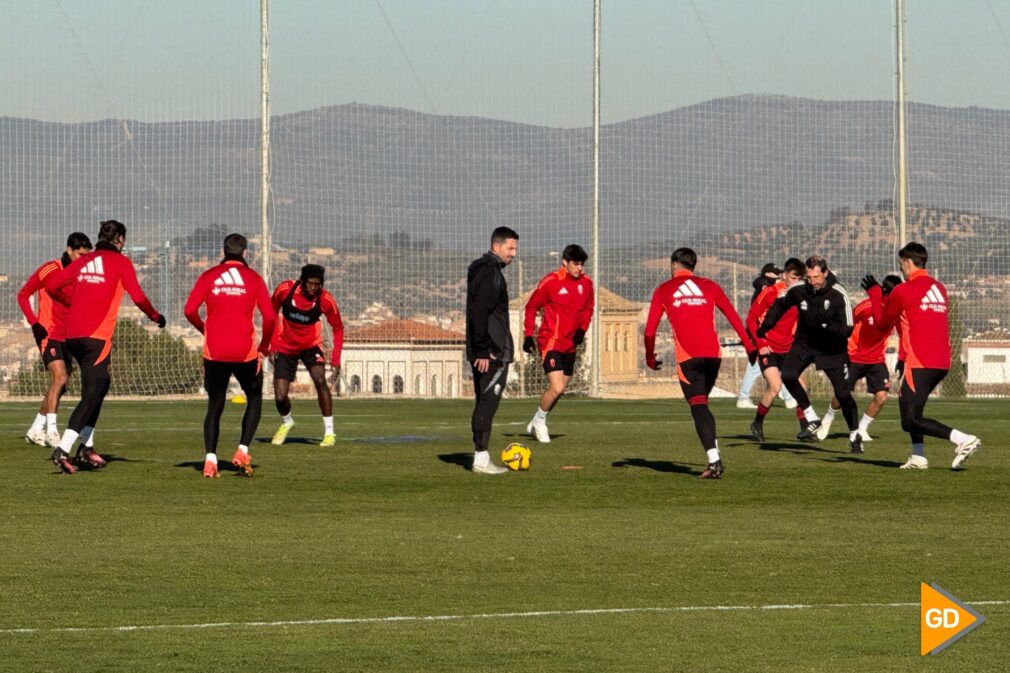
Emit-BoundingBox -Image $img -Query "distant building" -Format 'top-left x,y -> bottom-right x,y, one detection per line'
342,319 -> 465,398
963,331 -> 1010,397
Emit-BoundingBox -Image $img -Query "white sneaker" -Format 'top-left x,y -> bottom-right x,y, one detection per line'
899,455 -> 929,470
25,427 -> 48,446
815,416 -> 834,441
526,418 -> 551,443
952,436 -> 980,470
45,426 -> 61,448
784,399 -> 798,409
472,453 -> 508,475
857,428 -> 873,442
736,398 -> 757,409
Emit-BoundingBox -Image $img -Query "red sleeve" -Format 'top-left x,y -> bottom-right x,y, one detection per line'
43,259 -> 79,306
580,281 -> 595,331
714,284 -> 754,351
523,275 -> 551,337
183,273 -> 208,334
746,287 -> 775,349
16,264 -> 47,324
323,292 -> 343,366
644,286 -> 665,360
119,258 -> 159,321
870,285 -> 902,331
271,281 -> 291,312
257,277 -> 276,352
852,300 -> 871,326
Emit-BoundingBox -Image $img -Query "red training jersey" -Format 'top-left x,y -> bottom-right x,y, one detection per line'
44,247 -> 159,356
869,269 -> 950,377
184,260 -> 276,363
271,280 -> 344,366
17,258 -> 68,343
523,267 -> 595,355
848,298 -> 893,365
746,280 -> 797,354
645,270 -> 754,364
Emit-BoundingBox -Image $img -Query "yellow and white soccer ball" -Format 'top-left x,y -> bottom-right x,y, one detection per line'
500,443 -> 532,471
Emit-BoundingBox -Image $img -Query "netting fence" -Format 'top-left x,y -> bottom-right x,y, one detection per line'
2,0 -> 1009,400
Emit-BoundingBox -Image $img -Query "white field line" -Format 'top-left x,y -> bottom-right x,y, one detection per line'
3,600 -> 1008,635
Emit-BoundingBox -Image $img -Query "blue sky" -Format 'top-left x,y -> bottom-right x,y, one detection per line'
4,0 -> 1010,125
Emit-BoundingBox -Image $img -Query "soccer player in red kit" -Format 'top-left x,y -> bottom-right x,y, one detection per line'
522,244 -> 594,443
185,234 -> 275,478
644,248 -> 757,479
269,264 -> 344,447
43,220 -> 165,474
816,274 -> 902,441
745,257 -> 807,441
17,232 -> 92,447
862,243 -> 980,469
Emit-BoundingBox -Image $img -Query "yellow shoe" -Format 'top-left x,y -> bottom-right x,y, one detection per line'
231,449 -> 254,477
271,421 -> 294,445
319,433 -> 336,447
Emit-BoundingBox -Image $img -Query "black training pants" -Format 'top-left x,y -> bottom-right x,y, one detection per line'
471,362 -> 509,452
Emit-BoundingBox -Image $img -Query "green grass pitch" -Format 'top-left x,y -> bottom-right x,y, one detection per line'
0,397 -> 1006,672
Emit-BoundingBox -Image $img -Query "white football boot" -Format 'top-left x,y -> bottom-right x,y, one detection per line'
526,418 -> 551,443
472,451 -> 508,475
951,436 -> 980,470
857,428 -> 873,442
899,455 -> 928,470
25,427 -> 48,446
815,415 -> 834,441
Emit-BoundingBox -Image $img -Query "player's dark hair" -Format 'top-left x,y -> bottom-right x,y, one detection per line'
223,233 -> 247,256
783,257 -> 805,276
490,226 -> 519,246
562,244 -> 588,263
66,232 -> 92,251
670,247 -> 697,270
898,242 -> 928,268
98,219 -> 126,243
805,255 -> 828,272
882,274 -> 902,295
300,263 -> 325,283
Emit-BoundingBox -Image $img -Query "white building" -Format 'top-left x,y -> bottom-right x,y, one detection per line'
963,335 -> 1010,397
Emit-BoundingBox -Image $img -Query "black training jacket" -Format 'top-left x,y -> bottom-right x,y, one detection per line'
756,271 -> 853,356
465,252 -> 514,363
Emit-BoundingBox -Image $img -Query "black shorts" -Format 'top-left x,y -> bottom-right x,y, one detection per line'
41,339 -> 74,374
273,346 -> 326,381
782,341 -> 848,378
758,351 -> 787,372
848,362 -> 891,394
899,367 -> 947,407
677,357 -> 721,402
204,358 -> 263,396
65,337 -> 111,380
542,350 -> 577,376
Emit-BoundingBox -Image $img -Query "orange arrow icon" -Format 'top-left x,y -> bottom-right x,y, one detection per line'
921,582 -> 986,655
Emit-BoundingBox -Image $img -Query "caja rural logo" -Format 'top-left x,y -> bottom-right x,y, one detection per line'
920,583 -> 986,656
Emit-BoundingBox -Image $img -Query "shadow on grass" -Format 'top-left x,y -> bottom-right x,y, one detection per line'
437,452 -> 472,471
612,458 -> 699,476
502,432 -> 565,441
174,460 -> 256,474
820,455 -> 904,468
254,436 -> 317,445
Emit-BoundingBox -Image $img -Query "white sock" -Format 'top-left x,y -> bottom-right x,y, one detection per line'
706,448 -> 721,464
238,444 -> 249,455
858,413 -> 874,432
473,449 -> 490,466
79,426 -> 95,448
282,414 -> 294,426
205,453 -> 218,464
803,407 -> 820,423
45,413 -> 58,431
57,429 -> 79,453
534,407 -> 548,422
30,413 -> 45,432
323,416 -> 334,435
949,429 -> 973,445
822,407 -> 836,423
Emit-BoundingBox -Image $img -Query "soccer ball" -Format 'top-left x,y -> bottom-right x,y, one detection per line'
500,443 -> 531,471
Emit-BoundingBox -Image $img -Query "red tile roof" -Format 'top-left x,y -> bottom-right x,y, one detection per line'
345,319 -> 465,344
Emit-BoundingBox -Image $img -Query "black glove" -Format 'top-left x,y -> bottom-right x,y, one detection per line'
861,274 -> 879,292
155,314 -> 167,329
522,336 -> 537,354
31,322 -> 48,347
747,349 -> 758,366
572,328 -> 586,346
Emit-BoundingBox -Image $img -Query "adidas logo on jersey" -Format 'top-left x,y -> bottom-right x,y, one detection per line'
672,279 -> 707,307
211,267 -> 247,296
920,284 -> 947,313
77,256 -> 106,285
559,287 -> 569,295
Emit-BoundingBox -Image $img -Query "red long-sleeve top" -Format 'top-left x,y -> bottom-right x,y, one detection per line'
185,260 -> 275,363
869,269 -> 951,377
848,298 -> 893,365
523,268 -> 595,355
271,280 -> 344,366
17,258 -> 68,343
746,280 -> 797,354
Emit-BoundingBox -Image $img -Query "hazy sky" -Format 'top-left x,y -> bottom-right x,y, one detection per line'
4,0 -> 1010,126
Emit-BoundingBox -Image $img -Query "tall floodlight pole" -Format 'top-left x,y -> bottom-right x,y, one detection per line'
895,0 -> 908,246
260,0 -> 272,284
590,0 -> 602,398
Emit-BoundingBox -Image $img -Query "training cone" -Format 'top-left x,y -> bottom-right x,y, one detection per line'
231,394 -> 247,405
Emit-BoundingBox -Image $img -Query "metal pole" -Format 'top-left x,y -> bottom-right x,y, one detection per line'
895,0 -> 908,246
517,256 -> 525,397
260,0 -> 272,285
590,0 -> 601,398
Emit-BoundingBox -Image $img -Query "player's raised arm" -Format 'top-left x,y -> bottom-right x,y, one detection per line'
755,285 -> 798,338
713,284 -> 755,353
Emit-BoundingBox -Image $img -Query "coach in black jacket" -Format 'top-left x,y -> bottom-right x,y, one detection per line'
757,255 -> 863,450
465,226 -> 519,474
